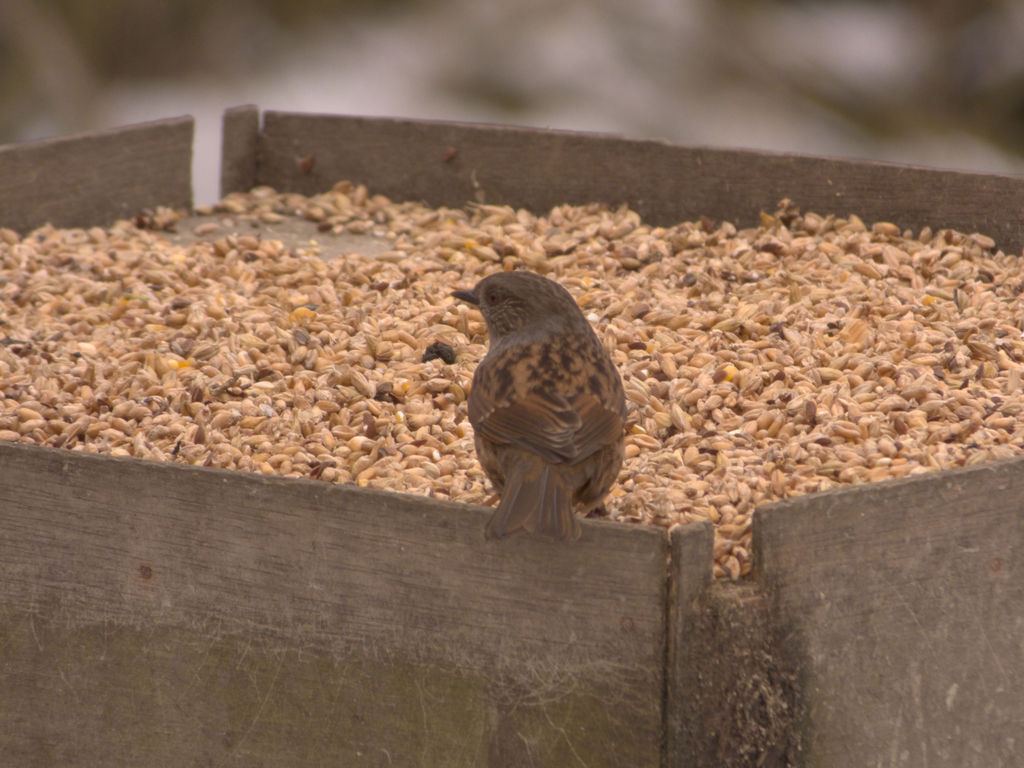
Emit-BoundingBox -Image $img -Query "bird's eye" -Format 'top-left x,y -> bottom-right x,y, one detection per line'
487,291 -> 500,305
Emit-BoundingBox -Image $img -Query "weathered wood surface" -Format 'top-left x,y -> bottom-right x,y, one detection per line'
666,525 -> 803,767
665,522 -> 714,764
254,110 -> 1024,252
220,104 -> 260,197
754,456 -> 1024,768
0,442 -> 668,767
0,116 -> 193,233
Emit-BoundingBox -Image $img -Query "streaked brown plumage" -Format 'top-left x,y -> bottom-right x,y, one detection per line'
451,270 -> 626,541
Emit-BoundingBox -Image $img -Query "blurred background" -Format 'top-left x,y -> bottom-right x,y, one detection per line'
2,0 -> 1023,205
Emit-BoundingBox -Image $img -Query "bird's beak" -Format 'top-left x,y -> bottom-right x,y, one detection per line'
450,288 -> 478,305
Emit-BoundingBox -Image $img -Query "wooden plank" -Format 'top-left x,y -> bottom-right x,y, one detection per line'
220,104 -> 260,197
665,524 -> 803,767
0,442 -> 667,767
664,522 -> 713,765
0,116 -> 193,233
753,456 -> 1024,767
255,112 -> 1024,252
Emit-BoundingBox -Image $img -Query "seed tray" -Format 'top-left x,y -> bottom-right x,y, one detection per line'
2,109 -> 1023,767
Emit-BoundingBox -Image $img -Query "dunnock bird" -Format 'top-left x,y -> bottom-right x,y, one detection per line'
452,271 -> 626,540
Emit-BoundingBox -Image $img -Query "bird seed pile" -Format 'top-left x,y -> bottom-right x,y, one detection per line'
3,183 -> 1024,578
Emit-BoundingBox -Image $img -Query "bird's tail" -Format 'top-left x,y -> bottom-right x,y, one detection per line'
485,458 -> 580,541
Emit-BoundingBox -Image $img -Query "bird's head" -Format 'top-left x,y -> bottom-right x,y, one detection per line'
451,271 -> 582,342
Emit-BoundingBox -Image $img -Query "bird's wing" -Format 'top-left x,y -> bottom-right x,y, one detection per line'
472,388 -> 622,466
568,393 -> 626,459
